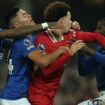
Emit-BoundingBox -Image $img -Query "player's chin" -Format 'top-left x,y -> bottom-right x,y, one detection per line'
29,20 -> 35,25
29,22 -> 35,26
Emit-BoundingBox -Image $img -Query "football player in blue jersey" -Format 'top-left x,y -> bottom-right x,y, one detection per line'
0,13 -> 62,93
0,7 -> 81,105
78,18 -> 105,105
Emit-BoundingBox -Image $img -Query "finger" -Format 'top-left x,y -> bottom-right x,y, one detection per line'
75,45 -> 85,51
73,40 -> 83,44
74,43 -> 85,49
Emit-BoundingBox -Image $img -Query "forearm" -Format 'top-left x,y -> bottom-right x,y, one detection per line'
41,48 -> 66,67
76,32 -> 105,48
0,22 -> 57,38
81,46 -> 96,56
41,53 -> 70,77
0,24 -> 43,38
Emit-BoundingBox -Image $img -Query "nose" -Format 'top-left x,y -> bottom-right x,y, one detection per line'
27,13 -> 32,18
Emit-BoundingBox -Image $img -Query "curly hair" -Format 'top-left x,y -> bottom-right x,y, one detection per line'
44,1 -> 71,22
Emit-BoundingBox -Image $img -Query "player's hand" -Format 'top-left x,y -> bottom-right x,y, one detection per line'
68,40 -> 85,55
58,46 -> 69,54
71,21 -> 80,31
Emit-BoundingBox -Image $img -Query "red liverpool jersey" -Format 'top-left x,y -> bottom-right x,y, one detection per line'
28,30 -> 105,105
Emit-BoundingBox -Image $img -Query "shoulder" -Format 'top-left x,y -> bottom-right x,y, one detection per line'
34,31 -> 50,44
13,37 -> 33,49
36,31 -> 48,40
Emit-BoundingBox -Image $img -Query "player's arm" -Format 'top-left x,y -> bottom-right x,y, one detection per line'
69,21 -> 105,49
0,22 -> 57,38
75,31 -> 105,49
93,51 -> 105,65
78,54 -> 97,76
28,46 -> 68,67
81,44 -> 105,65
38,40 -> 85,77
78,45 -> 105,76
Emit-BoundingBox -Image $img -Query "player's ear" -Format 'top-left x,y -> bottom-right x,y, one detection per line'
58,18 -> 63,24
58,18 -> 64,28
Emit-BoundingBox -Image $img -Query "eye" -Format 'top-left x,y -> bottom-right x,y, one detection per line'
22,13 -> 27,17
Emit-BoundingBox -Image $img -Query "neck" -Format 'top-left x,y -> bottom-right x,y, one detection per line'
47,29 -> 64,42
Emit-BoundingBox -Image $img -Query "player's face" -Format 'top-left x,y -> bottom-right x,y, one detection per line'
60,11 -> 72,34
95,21 -> 105,36
16,9 -> 35,27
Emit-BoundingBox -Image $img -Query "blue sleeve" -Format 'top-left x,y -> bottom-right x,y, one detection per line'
78,54 -> 99,76
92,51 -> 105,65
15,38 -> 37,57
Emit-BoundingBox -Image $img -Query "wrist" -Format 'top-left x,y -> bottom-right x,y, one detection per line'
41,22 -> 48,29
66,47 -> 74,56
86,49 -> 95,55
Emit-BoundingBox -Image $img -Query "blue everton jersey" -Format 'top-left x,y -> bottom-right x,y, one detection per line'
78,47 -> 105,91
0,34 -> 37,100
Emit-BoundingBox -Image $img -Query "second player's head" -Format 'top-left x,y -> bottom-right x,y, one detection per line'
5,7 -> 35,28
95,18 -> 105,36
44,1 -> 72,34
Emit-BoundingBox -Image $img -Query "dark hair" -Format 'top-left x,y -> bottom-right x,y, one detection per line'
5,7 -> 20,27
44,1 -> 71,22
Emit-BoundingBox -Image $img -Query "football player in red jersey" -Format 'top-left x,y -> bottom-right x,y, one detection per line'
28,1 -> 105,105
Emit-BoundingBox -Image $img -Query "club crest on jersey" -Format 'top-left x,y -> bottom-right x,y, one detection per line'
38,43 -> 45,52
24,39 -> 32,46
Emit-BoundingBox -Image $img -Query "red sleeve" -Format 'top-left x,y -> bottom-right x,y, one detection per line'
75,32 -> 105,48
40,52 -> 71,77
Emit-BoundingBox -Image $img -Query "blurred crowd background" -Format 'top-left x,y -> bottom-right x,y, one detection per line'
0,0 -> 105,105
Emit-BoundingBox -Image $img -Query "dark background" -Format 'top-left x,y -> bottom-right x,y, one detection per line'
0,0 -> 105,31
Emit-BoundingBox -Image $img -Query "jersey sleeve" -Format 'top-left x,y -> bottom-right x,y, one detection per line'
40,53 -> 70,77
15,38 -> 37,57
75,32 -> 105,49
91,51 -> 105,65
78,54 -> 99,76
